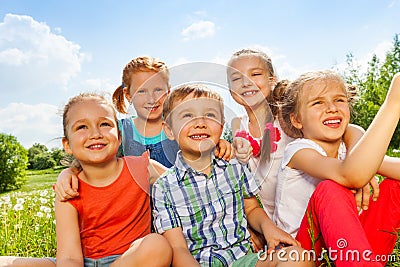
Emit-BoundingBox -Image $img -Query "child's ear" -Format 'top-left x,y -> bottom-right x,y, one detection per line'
62,137 -> 73,155
290,113 -> 303,130
163,121 -> 175,140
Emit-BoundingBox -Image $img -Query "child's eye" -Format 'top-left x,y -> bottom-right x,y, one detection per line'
252,72 -> 262,76
312,101 -> 322,106
75,124 -> 87,131
100,122 -> 112,127
136,90 -> 146,94
182,113 -> 193,118
336,98 -> 347,103
205,113 -> 216,118
231,76 -> 241,82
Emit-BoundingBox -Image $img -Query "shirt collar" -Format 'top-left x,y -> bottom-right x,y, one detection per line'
174,151 -> 229,182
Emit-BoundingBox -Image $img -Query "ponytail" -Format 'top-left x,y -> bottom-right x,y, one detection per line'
112,84 -> 128,114
257,80 -> 289,172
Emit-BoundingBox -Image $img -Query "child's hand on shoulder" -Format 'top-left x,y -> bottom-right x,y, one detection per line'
54,167 -> 80,201
233,137 -> 253,164
214,139 -> 233,161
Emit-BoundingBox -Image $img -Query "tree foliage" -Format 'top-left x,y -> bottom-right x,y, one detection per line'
27,143 -> 65,170
0,133 -> 28,192
347,34 -> 400,148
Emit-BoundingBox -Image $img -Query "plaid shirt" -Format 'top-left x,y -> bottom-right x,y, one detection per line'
152,151 -> 260,266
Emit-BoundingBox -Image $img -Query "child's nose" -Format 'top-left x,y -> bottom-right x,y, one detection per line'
194,117 -> 207,128
90,127 -> 103,138
326,101 -> 338,112
242,76 -> 253,87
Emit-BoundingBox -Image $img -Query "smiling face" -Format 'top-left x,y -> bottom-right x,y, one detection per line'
164,94 -> 224,161
125,71 -> 169,122
290,78 -> 350,144
62,98 -> 121,166
227,55 -> 275,109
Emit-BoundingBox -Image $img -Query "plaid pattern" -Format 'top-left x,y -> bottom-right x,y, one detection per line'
152,151 -> 260,266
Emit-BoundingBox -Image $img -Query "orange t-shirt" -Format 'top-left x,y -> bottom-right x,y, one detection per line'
68,155 -> 151,259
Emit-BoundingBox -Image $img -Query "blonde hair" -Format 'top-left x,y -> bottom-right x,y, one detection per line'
112,56 -> 170,114
279,70 -> 358,138
162,84 -> 224,125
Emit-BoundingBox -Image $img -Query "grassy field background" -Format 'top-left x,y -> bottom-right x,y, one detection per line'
0,168 -> 399,265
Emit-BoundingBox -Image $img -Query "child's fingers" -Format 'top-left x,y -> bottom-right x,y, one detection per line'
353,189 -> 362,211
71,175 -> 79,192
370,176 -> 380,201
361,185 -> 371,210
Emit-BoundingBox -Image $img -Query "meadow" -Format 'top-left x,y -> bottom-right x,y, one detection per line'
0,167 -> 399,266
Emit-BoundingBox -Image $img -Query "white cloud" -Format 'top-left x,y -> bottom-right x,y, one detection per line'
0,102 -> 63,148
335,40 -> 393,75
388,0 -> 400,7
181,20 -> 216,41
0,13 -> 88,104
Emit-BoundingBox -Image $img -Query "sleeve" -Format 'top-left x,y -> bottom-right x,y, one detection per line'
281,138 -> 327,170
151,177 -> 182,234
236,160 -> 260,198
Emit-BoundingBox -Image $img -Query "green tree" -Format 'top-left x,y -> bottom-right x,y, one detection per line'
28,143 -> 48,169
0,133 -> 28,192
28,143 -> 57,170
50,147 -> 67,166
350,34 -> 400,148
223,123 -> 233,143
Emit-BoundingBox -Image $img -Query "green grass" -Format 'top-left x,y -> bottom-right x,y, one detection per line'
0,168 -> 60,257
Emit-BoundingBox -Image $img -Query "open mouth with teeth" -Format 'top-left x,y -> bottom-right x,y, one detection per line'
241,90 -> 259,97
87,144 -> 106,150
323,119 -> 342,128
145,106 -> 160,112
189,134 -> 210,140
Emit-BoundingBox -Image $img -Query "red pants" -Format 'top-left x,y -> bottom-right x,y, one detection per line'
296,179 -> 400,266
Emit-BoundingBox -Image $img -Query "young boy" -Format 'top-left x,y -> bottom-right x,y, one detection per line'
151,84 -> 314,267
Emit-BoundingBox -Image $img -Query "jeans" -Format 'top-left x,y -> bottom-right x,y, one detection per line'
84,255 -> 120,267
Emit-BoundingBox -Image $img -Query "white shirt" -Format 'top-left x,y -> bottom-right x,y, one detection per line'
273,138 -> 346,237
237,114 -> 294,218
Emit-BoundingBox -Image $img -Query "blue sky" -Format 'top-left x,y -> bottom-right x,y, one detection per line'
0,0 -> 399,148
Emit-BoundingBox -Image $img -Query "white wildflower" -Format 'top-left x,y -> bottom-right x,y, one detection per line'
39,190 -> 49,197
40,198 -> 48,204
13,203 -> 23,211
16,198 -> 25,204
36,212 -> 44,218
2,196 -> 11,204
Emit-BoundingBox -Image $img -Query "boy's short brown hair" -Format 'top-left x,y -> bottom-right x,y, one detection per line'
162,83 -> 225,125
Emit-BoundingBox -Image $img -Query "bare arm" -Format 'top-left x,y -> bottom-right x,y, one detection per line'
378,155 -> 400,180
148,159 -> 167,185
54,200 -> 83,267
163,228 -> 200,267
231,116 -> 241,135
290,73 -> 400,188
244,196 -> 300,254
